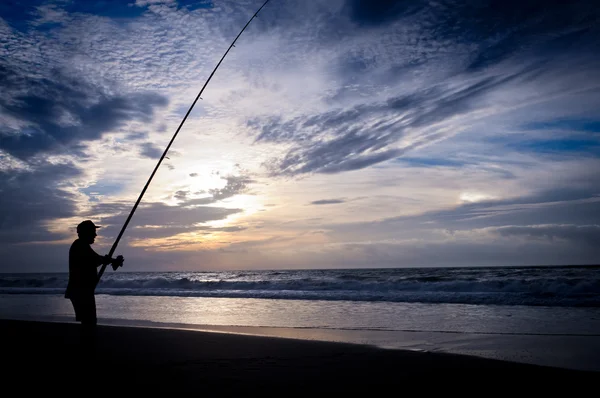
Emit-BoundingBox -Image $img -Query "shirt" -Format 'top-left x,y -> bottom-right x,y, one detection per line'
64,239 -> 106,298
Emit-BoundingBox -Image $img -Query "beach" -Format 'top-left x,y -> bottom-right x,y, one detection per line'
3,319 -> 596,394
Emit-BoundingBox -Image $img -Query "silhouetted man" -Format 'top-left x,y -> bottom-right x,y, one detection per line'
65,220 -> 123,353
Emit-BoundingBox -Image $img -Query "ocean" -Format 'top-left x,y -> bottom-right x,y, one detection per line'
1,266 -> 599,371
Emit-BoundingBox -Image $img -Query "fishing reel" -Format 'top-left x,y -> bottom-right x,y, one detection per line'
111,255 -> 124,271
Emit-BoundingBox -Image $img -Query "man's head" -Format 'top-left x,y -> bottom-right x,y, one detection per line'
77,220 -> 101,244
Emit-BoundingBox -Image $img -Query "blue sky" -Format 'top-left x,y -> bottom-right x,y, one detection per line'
1,0 -> 599,272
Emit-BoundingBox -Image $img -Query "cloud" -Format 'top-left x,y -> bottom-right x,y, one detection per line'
253,71 -> 527,175
345,0 -> 422,27
173,190 -> 189,200
244,0 -> 600,177
329,238 -> 599,268
139,142 -> 164,159
0,160 -> 81,243
493,224 -> 600,246
310,199 -> 346,205
208,175 -> 254,201
171,173 -> 254,207
319,177 -> 600,255
91,200 -> 243,241
0,65 -> 168,159
127,131 -> 149,140
343,0 -> 599,64
81,173 -> 254,243
128,224 -> 246,240
395,157 -> 469,168
1,0 -> 599,271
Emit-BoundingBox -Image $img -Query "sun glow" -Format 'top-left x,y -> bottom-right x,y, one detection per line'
187,172 -> 227,194
459,192 -> 495,203
206,194 -> 264,227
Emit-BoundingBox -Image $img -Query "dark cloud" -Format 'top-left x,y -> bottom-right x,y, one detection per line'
431,182 -> 600,231
408,73 -> 523,127
345,1 -> 598,47
441,0 -> 599,71
249,0 -> 600,176
209,175 -> 254,201
81,175 -> 254,242
0,161 -> 81,243
127,224 -> 246,240
345,0 -> 421,27
415,195 -> 600,235
253,71 -> 527,175
251,2 -> 599,176
84,202 -> 132,216
310,199 -> 346,205
324,178 -> 600,254
99,202 -> 240,228
502,137 -> 600,157
336,238 -> 599,268
174,190 -> 189,200
0,65 -> 168,159
330,0 -> 600,97
0,0 -> 148,32
313,186 -> 600,267
265,137 -> 405,176
92,201 -> 243,242
395,157 -> 469,168
341,0 -> 600,78
332,0 -> 600,91
493,224 -> 600,246
139,142 -> 164,159
127,131 -> 149,141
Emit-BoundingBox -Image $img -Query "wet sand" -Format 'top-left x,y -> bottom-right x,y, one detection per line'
2,319 -> 595,393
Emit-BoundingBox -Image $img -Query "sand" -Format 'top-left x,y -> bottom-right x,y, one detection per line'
2,319 -> 595,393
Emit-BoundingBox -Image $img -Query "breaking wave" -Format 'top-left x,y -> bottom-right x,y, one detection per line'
1,266 -> 598,307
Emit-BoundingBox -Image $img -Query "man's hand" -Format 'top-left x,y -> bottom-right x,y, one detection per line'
103,254 -> 112,266
111,255 -> 124,270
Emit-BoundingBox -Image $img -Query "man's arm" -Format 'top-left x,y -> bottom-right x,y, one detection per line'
99,254 -> 112,267
88,246 -> 111,267
89,245 -> 124,269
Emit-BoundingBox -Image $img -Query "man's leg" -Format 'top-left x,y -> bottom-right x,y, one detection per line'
69,297 -> 81,321
79,295 -> 98,361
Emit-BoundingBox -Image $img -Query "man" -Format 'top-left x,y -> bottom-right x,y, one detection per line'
65,220 -> 124,330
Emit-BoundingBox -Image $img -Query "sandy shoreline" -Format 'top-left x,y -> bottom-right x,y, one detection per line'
3,319 -> 596,393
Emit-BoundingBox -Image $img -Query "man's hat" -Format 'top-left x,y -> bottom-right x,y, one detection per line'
77,220 -> 101,234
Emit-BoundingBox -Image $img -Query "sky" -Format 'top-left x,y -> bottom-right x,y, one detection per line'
1,0 -> 599,272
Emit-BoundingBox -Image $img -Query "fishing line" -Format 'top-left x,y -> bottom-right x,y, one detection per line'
97,0 -> 271,286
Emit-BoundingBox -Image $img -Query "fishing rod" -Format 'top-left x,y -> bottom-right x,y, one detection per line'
96,0 -> 271,286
